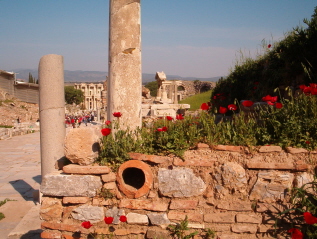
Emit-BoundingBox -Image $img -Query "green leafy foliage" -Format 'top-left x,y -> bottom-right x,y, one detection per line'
211,6 -> 317,109
276,175 -> 317,238
168,216 -> 198,239
144,81 -> 158,97
64,86 -> 84,105
98,90 -> 317,167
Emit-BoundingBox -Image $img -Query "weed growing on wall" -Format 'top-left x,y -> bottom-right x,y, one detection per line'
276,175 -> 317,238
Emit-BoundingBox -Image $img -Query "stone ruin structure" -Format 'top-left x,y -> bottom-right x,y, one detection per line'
74,82 -> 105,111
142,71 -> 190,118
36,1 -> 317,239
40,127 -> 317,239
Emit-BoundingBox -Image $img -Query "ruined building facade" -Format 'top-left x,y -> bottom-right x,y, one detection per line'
74,82 -> 107,111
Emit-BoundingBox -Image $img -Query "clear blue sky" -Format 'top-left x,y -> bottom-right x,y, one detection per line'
0,0 -> 316,78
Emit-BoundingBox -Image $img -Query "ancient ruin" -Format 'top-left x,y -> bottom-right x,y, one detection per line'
37,1 -> 317,238
74,82 -> 105,111
107,0 -> 142,130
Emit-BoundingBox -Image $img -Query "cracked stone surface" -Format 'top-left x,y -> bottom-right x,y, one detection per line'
158,167 -> 206,197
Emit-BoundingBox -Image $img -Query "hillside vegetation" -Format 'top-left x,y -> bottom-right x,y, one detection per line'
211,6 -> 317,110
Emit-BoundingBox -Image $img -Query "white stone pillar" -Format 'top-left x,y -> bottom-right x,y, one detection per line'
38,54 -> 65,178
108,0 -> 142,130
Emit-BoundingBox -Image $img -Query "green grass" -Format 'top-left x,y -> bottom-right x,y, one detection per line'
179,90 -> 212,110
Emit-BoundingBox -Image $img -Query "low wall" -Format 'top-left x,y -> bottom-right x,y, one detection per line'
0,123 -> 40,140
39,144 -> 316,239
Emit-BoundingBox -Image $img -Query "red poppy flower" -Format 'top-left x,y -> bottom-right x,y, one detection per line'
288,228 -> 303,239
262,95 -> 278,103
302,86 -> 312,94
228,104 -> 237,111
254,82 -> 259,85
310,83 -> 317,88
268,44 -> 271,48
304,212 -> 317,225
200,103 -> 209,111
275,102 -> 283,109
305,141 -> 311,144
311,88 -> 317,95
113,112 -> 122,117
104,217 -> 114,224
157,126 -> 168,132
176,114 -> 184,120
213,95 -> 217,100
119,215 -> 127,222
219,106 -> 228,114
242,100 -> 253,107
81,221 -> 93,229
299,85 -> 307,90
101,128 -> 111,136
267,101 -> 274,105
166,116 -> 173,121
105,120 -> 111,125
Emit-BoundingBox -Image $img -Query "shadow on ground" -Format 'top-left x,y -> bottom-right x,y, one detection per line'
9,175 -> 41,201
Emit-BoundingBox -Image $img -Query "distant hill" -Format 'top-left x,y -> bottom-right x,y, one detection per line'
9,69 -> 223,84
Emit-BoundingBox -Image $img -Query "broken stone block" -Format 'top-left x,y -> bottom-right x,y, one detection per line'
40,197 -> 63,221
221,162 -> 247,193
158,167 -> 206,197
71,205 -> 104,223
64,127 -> 102,165
126,212 -> 149,225
249,170 -> 294,203
41,171 -> 102,197
147,213 -> 170,226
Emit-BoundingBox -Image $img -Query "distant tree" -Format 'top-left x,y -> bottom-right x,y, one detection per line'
28,73 -> 35,83
64,86 -> 84,105
144,81 -> 158,97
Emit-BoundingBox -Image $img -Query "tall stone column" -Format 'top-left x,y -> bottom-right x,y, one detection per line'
108,0 -> 142,130
38,54 -> 65,178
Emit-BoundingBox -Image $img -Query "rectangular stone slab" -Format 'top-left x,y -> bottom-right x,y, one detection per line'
41,172 -> 102,197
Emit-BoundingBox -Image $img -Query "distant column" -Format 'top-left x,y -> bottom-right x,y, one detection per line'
38,54 -> 65,178
108,0 -> 142,130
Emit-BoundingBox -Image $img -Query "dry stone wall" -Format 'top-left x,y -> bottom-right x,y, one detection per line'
40,139 -> 317,239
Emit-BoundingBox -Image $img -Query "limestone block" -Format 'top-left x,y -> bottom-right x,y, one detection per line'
294,172 -> 314,193
204,213 -> 235,223
158,167 -> 206,197
62,197 -> 89,204
231,224 -> 258,233
71,205 -> 104,223
41,171 -> 102,197
64,127 -> 102,165
249,170 -> 294,203
147,213 -> 170,226
127,212 -> 149,225
168,211 -> 203,222
150,108 -> 176,118
146,228 -> 170,239
101,172 -> 117,182
236,213 -> 262,224
119,199 -> 168,212
40,197 -> 63,221
215,162 -> 247,194
169,199 -> 198,210
258,145 -> 282,152
285,147 -> 308,154
63,164 -> 111,174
